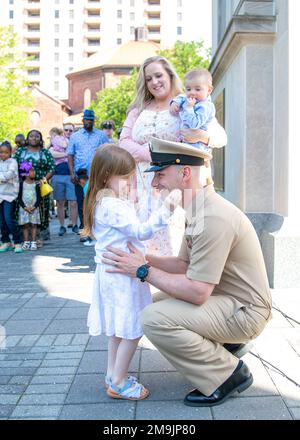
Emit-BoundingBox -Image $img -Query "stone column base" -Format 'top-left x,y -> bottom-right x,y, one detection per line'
247,214 -> 300,289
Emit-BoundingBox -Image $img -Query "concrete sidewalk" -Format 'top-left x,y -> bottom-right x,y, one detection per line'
0,220 -> 300,420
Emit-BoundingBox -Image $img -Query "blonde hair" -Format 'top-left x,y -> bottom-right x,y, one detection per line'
49,127 -> 63,137
82,144 -> 136,238
128,56 -> 183,114
185,68 -> 213,87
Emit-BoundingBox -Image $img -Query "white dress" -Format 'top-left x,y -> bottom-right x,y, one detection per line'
87,196 -> 172,340
132,109 -> 183,256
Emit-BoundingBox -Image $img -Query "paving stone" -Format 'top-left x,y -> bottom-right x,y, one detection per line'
86,335 -> 108,351
78,350 -> 140,374
35,335 -> 57,347
30,375 -> 74,385
0,360 -> 22,367
5,336 -> 22,347
18,335 -> 41,347
0,385 -> 26,394
0,367 -> 36,376
0,395 -> 21,405
23,298 -> 66,308
71,334 -> 90,346
140,349 -> 177,372
139,372 -> 192,401
65,374 -> 109,404
267,371 -> 300,408
5,320 -> 51,335
40,358 -> 81,368
64,300 -> 90,308
59,403 -> 135,420
48,345 -> 85,353
44,319 -> 88,334
11,405 -> 62,419
53,334 -> 74,346
290,408 -> 300,419
45,351 -> 82,360
0,376 -> 11,385
19,394 -> 66,405
35,366 -> 78,375
12,308 -> 59,321
55,307 -> 89,320
0,309 -> 16,320
9,376 -> 32,385
212,396 -> 293,420
25,383 -> 70,394
0,405 -> 15,418
136,401 -> 212,420
22,360 -> 42,368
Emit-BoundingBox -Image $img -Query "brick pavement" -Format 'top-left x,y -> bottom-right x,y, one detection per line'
0,220 -> 299,420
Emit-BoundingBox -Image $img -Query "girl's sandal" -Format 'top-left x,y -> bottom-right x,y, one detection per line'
104,375 -> 137,389
107,379 -> 149,401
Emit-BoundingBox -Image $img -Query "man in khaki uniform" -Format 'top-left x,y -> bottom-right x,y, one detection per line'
103,138 -> 272,407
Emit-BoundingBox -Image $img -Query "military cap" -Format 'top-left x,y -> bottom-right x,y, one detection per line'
145,137 -> 212,172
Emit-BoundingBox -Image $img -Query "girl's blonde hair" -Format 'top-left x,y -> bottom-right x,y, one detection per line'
128,56 -> 183,114
82,144 -> 136,238
49,127 -> 63,137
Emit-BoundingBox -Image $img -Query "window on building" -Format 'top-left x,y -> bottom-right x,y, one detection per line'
88,39 -> 100,46
69,24 -> 74,32
130,0 -> 135,6
117,0 -> 122,4
69,10 -> 74,19
54,67 -> 59,76
84,89 -> 91,108
9,0 -> 14,4
55,24 -> 59,32
54,81 -> 59,92
69,39 -> 74,47
30,111 -> 40,125
130,12 -> 135,21
54,38 -> 59,47
69,67 -> 73,72
177,0 -> 182,6
177,26 -> 182,35
9,10 -> 14,19
55,0 -> 60,4
117,38 -> 122,45
69,53 -> 74,61
117,24 -> 122,33
117,10 -> 122,18
69,0 -> 74,4
54,10 -> 59,19
54,53 -> 59,61
130,26 -> 135,35
177,12 -> 182,21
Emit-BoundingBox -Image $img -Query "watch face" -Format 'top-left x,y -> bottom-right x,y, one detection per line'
137,266 -> 148,278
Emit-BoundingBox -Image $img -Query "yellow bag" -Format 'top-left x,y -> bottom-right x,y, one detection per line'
40,179 -> 53,197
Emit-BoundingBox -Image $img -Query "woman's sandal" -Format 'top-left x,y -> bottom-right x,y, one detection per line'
105,375 -> 137,389
107,379 -> 149,401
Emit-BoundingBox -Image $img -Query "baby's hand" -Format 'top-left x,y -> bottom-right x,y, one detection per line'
170,102 -> 180,115
187,97 -> 197,107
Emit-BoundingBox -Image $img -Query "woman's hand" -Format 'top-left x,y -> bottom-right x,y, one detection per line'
180,128 -> 209,145
102,243 -> 147,277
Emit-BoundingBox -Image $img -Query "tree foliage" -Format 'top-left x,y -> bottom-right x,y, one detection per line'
0,27 -> 32,143
159,40 -> 212,80
91,40 -> 211,130
91,70 -> 138,132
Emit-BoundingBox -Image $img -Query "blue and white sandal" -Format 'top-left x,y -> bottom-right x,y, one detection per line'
105,375 -> 138,389
107,378 -> 149,400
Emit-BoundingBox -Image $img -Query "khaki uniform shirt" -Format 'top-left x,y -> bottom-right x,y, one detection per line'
179,185 -> 272,311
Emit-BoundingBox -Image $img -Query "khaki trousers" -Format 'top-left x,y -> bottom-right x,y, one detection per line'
140,292 -> 271,396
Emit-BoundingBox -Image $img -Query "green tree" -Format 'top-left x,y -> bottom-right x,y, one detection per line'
159,40 -> 211,80
0,26 -> 32,143
91,70 -> 138,131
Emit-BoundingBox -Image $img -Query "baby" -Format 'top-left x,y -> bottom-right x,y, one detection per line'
170,68 -> 216,152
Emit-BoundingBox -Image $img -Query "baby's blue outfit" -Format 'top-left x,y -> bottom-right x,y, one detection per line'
171,94 -> 216,151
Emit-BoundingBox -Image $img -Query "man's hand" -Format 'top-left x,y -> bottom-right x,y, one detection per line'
24,207 -> 32,214
70,173 -> 78,185
180,128 -> 210,145
102,243 -> 147,277
170,102 -> 180,115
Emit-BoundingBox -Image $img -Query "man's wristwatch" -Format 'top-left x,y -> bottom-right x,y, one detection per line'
136,264 -> 150,282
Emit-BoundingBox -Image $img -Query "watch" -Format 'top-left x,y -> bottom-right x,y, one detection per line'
136,264 -> 150,282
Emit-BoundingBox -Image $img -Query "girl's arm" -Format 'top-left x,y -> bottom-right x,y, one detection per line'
18,182 -> 26,209
0,160 -> 18,182
34,183 -> 42,208
44,150 -> 56,181
119,108 -> 151,163
49,147 -> 67,159
99,199 -> 173,242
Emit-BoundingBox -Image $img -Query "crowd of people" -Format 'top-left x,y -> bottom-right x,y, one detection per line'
0,114 -> 115,252
0,57 -> 272,409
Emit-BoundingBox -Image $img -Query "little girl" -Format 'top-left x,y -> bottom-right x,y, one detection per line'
83,144 -> 177,401
18,161 -> 41,251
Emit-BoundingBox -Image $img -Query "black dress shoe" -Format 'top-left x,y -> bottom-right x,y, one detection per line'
223,342 -> 253,358
184,361 -> 253,407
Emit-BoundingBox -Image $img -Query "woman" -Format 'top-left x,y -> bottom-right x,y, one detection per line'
14,130 -> 55,245
120,56 -> 227,255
